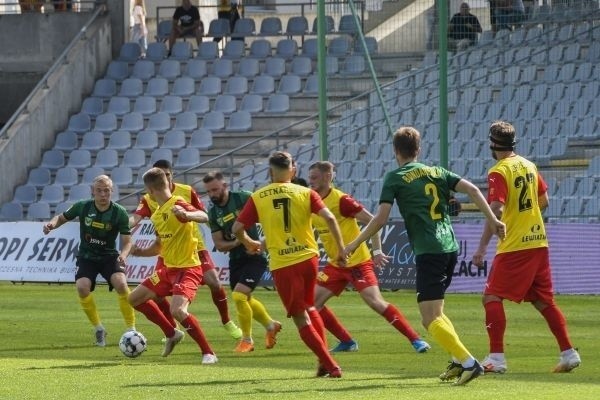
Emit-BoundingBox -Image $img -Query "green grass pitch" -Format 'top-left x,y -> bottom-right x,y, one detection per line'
0,282 -> 598,400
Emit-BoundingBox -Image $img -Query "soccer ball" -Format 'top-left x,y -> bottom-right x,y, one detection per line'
119,330 -> 147,358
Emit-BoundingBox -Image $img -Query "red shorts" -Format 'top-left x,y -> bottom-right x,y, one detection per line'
142,265 -> 204,302
317,260 -> 378,295
485,247 -> 554,305
154,250 -> 215,277
272,256 -> 318,318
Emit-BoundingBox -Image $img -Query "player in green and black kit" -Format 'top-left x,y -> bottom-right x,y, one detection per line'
202,171 -> 282,354
344,127 -> 506,386
43,175 -> 135,347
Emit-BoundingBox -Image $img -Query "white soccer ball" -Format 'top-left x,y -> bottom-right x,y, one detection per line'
119,330 -> 147,358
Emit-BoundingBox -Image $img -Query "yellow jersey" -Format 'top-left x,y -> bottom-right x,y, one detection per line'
312,188 -> 370,267
150,195 -> 200,268
488,155 -> 548,254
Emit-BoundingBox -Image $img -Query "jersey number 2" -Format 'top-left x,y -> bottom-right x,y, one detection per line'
425,183 -> 442,220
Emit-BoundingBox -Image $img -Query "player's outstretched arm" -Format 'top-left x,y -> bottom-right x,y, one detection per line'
455,179 -> 506,240
344,203 -> 391,259
42,213 -> 68,235
232,221 -> 261,255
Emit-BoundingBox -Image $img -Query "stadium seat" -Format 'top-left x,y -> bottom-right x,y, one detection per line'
68,184 -> 92,202
339,55 -> 366,76
232,17 -> 256,39
94,113 -> 118,133
54,131 -> 78,151
338,14 -> 361,36
174,148 -> 201,169
214,94 -> 237,114
236,58 -> 260,78
275,38 -> 298,60
311,15 -> 335,34
133,130 -> 159,150
107,96 -> 131,116
169,41 -> 193,61
248,39 -> 272,59
211,58 -> 234,79
27,167 -> 52,187
157,59 -> 181,81
301,38 -> 318,60
111,166 -> 133,186
81,97 -> 104,117
207,18 -> 231,40
198,76 -> 222,96
67,149 -> 92,169
105,60 -> 129,81
277,74 -> 302,95
131,59 -> 156,81
286,16 -> 309,37
54,167 -> 79,186
133,96 -> 156,116
154,20 -> 172,43
122,148 -> 146,169
81,166 -> 105,184
195,41 -> 219,61
146,112 -> 172,132
118,42 -> 142,62
225,111 -> 252,132
171,76 -> 196,97
353,36 -> 378,56
239,94 -> 263,113
26,201 -> 51,220
159,95 -> 183,116
223,76 -> 249,97
185,59 -> 208,80
290,56 -> 312,76
327,36 -> 353,57
106,131 -> 131,151
0,202 -> 23,221
144,77 -> 169,97
201,111 -> 225,131
146,42 -> 168,62
118,78 -> 144,98
94,149 -> 119,169
80,130 -> 105,150
173,111 -> 198,131
67,113 -> 91,133
263,57 -> 286,78
222,40 -> 246,60
150,148 -> 173,165
162,130 -> 186,149
186,95 -> 211,115
188,128 -> 213,150
40,184 -> 64,205
250,75 -> 275,95
265,93 -> 290,113
259,17 -> 282,36
303,74 -> 318,94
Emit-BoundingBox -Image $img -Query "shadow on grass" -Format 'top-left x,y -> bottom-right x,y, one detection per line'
24,361 -> 121,370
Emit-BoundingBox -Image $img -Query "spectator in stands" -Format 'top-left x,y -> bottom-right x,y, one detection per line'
448,2 -> 482,49
472,120 -> 581,375
19,0 -> 43,12
215,0 -> 242,42
494,0 -> 525,31
169,0 -> 204,53
130,0 -> 148,58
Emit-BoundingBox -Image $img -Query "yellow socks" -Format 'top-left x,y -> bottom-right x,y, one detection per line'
79,294 -> 101,327
427,316 -> 472,363
232,291 -> 253,338
118,290 -> 136,330
249,296 -> 272,327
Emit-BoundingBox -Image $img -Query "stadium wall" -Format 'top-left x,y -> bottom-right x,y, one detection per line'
0,13 -> 112,205
0,221 -> 598,295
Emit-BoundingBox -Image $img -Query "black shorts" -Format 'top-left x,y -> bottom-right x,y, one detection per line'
229,255 -> 267,291
415,252 -> 458,303
75,255 -> 125,292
